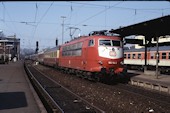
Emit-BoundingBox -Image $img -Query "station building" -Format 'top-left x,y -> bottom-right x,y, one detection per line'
0,34 -> 20,63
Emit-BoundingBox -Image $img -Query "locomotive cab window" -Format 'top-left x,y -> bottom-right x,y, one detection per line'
88,39 -> 94,46
99,39 -> 121,47
124,54 -> 126,58
99,40 -> 111,46
112,40 -> 121,47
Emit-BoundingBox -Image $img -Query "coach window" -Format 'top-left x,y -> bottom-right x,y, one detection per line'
138,53 -> 141,59
63,46 -> 66,51
77,42 -> 83,49
70,44 -> 73,50
128,54 -> 130,59
53,52 -> 55,57
132,54 -> 136,59
150,52 -> 154,59
73,44 -> 77,50
88,39 -> 94,46
169,53 -> 170,59
162,52 -> 166,59
124,54 -> 126,58
55,52 -> 57,57
67,46 -> 69,50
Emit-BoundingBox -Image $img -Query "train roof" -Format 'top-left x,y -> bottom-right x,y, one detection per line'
44,46 -> 59,53
61,30 -> 121,47
62,35 -> 121,47
124,46 -> 170,52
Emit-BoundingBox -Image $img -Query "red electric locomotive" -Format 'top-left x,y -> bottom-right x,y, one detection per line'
59,30 -> 126,81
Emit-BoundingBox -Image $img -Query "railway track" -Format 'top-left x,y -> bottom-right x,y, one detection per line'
25,61 -> 170,112
111,83 -> 170,106
24,61 -> 105,113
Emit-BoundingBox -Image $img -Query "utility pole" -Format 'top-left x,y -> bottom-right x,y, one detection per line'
61,16 -> 66,44
155,36 -> 159,79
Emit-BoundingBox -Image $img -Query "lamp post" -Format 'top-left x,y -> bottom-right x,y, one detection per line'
61,16 -> 66,44
155,36 -> 159,79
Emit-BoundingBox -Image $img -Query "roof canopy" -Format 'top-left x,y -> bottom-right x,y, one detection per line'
110,15 -> 170,41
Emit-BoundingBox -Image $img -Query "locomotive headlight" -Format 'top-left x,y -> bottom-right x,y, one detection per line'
108,61 -> 117,64
98,61 -> 103,65
109,51 -> 116,57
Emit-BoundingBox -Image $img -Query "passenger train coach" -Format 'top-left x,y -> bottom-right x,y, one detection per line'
28,30 -> 127,81
124,46 -> 170,73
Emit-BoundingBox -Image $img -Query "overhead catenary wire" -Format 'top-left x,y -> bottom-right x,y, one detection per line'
1,2 -> 23,38
55,1 -> 123,42
2,2 -> 5,22
1,20 -> 116,29
18,1 -> 170,11
1,2 -> 170,51
74,1 -> 123,27
32,2 -> 54,41
70,1 -> 170,11
56,1 -> 170,45
34,2 -> 38,23
70,1 -> 170,20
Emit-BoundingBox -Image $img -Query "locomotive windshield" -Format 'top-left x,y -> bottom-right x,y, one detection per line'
99,39 -> 121,47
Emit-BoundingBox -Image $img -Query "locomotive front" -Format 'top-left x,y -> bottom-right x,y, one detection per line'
97,36 -> 125,75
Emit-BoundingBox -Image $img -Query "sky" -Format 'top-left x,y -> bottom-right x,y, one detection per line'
0,1 -> 170,51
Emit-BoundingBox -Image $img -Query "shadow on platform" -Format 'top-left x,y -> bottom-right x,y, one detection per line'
127,72 -> 141,77
0,92 -> 28,110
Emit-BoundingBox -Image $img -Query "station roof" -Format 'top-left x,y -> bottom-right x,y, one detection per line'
110,15 -> 170,41
0,37 -> 20,43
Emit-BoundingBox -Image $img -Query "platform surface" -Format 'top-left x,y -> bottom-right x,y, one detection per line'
128,70 -> 170,87
0,61 -> 42,113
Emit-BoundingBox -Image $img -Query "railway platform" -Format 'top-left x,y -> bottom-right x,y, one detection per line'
128,70 -> 170,94
0,61 -> 46,113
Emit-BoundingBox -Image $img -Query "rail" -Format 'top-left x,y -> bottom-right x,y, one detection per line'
24,61 -> 105,113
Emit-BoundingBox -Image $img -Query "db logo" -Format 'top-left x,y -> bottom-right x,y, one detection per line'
109,51 -> 116,57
